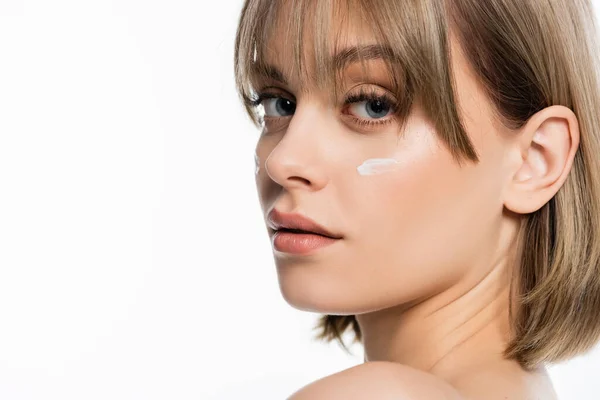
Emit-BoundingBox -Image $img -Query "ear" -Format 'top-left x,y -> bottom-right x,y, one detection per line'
503,105 -> 580,214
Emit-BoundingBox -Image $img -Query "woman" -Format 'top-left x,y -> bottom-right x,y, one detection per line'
233,0 -> 600,398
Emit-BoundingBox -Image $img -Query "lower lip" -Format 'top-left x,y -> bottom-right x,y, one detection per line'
272,231 -> 340,255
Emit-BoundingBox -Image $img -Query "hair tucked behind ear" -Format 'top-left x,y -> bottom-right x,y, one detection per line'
311,0 -> 600,370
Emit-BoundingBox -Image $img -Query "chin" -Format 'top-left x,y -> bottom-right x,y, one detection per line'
276,271 -> 357,314
275,270 -> 393,316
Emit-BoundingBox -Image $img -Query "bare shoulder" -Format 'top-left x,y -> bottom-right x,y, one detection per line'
287,361 -> 464,400
449,360 -> 559,400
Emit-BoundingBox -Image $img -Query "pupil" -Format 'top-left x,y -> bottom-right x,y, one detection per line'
367,100 -> 389,118
276,98 -> 295,115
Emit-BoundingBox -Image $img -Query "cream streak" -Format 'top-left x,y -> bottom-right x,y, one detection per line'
357,158 -> 401,176
254,153 -> 260,175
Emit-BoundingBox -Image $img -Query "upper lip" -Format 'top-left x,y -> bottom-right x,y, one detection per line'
267,208 -> 343,239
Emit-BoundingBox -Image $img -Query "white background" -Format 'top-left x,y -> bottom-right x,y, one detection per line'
0,1 -> 599,399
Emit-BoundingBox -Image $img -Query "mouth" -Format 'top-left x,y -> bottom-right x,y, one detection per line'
266,208 -> 343,254
271,228 -> 342,255
266,208 -> 343,239
275,227 -> 338,239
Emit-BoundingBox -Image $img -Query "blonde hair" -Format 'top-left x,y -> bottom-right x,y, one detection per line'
234,0 -> 600,370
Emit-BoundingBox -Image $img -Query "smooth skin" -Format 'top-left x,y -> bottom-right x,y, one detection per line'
252,4 -> 579,399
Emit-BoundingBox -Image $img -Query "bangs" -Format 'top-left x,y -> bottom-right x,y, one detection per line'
234,0 -> 478,164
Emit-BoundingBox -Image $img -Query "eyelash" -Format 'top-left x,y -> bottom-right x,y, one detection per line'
247,87 -> 398,130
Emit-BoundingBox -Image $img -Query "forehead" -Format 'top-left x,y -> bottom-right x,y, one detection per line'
266,2 -> 373,63
252,1 -> 476,105
259,1 -> 381,86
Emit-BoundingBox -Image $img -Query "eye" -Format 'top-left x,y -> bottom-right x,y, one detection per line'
260,96 -> 296,117
246,88 -> 397,131
344,88 -> 396,121
347,98 -> 392,119
264,97 -> 296,117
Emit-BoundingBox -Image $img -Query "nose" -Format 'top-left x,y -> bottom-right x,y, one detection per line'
263,107 -> 330,192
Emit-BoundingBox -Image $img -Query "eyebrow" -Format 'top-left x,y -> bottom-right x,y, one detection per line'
253,44 -> 397,86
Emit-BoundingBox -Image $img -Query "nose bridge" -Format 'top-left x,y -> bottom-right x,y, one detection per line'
264,104 -> 330,190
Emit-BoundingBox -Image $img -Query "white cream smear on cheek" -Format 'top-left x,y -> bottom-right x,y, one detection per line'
254,152 -> 260,175
356,158 -> 401,176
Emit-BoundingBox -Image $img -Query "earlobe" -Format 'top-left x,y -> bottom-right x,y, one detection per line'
503,105 -> 580,214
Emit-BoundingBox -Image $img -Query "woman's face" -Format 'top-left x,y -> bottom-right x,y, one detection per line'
253,9 -> 519,315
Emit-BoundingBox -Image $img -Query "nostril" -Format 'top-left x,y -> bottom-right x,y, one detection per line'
288,176 -> 311,185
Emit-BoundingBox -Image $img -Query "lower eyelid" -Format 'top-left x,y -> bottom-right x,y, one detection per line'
341,114 -> 395,131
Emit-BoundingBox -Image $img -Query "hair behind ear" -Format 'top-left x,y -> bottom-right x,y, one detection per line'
504,156 -> 600,368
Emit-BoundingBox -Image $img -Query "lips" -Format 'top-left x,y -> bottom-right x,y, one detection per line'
267,208 -> 342,239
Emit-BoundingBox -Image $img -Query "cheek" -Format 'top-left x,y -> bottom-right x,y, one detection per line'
342,147 -> 487,302
354,152 -> 467,256
352,132 -> 461,242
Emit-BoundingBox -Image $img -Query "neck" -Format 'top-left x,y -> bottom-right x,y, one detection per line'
356,258 -> 515,380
